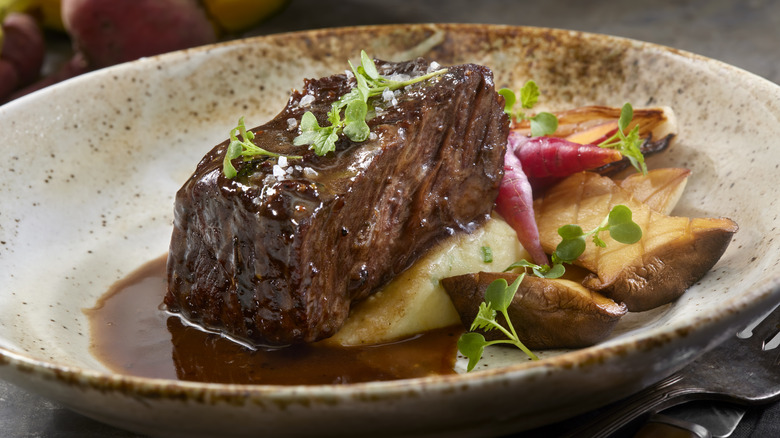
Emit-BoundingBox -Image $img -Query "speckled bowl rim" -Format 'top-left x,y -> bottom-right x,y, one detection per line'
1,21 -> 779,420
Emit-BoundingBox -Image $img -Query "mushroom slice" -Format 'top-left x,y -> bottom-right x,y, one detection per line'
442,271 -> 627,349
534,171 -> 738,311
618,168 -> 691,215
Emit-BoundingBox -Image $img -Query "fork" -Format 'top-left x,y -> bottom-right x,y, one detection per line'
560,302 -> 780,438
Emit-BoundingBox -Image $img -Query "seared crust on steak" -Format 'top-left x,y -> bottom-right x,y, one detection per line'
165,58 -> 508,346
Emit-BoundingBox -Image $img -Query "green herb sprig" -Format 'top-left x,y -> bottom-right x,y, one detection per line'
458,205 -> 642,371
222,117 -> 302,179
498,80 -> 559,137
480,246 -> 494,263
458,275 -> 539,372
598,103 -> 647,174
551,204 -> 642,265
505,204 -> 643,276
294,51 -> 448,156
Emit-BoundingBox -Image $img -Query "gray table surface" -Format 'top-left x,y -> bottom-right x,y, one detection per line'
2,0 -> 779,436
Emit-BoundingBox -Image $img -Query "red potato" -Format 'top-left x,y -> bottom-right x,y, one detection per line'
7,51 -> 90,101
0,60 -> 17,99
0,12 -> 45,100
61,0 -> 217,68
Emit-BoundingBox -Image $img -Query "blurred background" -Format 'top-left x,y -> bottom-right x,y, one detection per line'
1,0 -> 778,436
1,0 -> 778,105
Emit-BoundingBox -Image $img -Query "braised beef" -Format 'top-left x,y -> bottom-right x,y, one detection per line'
165,58 -> 508,346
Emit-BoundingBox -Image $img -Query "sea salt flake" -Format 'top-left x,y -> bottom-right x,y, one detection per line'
299,94 -> 315,108
387,73 -> 411,82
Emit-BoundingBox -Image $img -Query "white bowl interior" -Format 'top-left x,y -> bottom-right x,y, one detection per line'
1,24 -> 779,437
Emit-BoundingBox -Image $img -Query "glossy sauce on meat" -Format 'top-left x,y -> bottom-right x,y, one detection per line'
165,59 -> 507,346
86,256 -> 461,385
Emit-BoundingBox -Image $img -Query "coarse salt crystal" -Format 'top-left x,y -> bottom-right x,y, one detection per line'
428,61 -> 441,73
278,156 -> 288,167
273,165 -> 286,179
388,73 -> 411,82
286,117 -> 298,131
299,94 -> 315,107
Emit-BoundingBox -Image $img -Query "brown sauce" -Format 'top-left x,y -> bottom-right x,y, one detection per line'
86,255 -> 461,385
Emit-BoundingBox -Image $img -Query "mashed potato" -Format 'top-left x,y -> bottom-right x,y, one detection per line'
323,215 -> 529,346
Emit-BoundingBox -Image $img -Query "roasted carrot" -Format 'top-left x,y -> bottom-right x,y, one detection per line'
495,135 -> 549,266
511,133 -> 623,180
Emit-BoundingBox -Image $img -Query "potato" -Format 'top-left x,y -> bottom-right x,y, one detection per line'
321,216 -> 531,346
61,0 -> 216,68
534,171 -> 738,311
442,272 -> 627,349
0,60 -> 17,100
0,12 -> 44,99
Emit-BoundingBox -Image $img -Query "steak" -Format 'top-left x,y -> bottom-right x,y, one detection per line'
165,58 -> 508,346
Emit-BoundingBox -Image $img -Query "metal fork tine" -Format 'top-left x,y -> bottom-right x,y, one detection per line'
556,303 -> 780,437
751,304 -> 780,348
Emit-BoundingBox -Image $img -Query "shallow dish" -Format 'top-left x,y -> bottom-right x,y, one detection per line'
1,23 -> 779,437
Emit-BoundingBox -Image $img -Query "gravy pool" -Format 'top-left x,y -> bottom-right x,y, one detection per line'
86,255 -> 461,385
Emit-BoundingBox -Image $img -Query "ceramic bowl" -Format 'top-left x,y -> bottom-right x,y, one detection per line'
1,24 -> 779,437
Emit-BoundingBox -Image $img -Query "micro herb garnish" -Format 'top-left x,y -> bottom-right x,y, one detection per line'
598,102 -> 647,174
551,203 -> 643,265
498,80 -> 559,137
457,275 -> 540,371
503,259 -> 565,279
458,205 -> 642,371
480,246 -> 494,263
222,117 -> 302,179
293,50 -> 448,156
